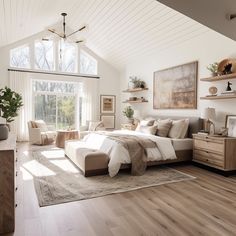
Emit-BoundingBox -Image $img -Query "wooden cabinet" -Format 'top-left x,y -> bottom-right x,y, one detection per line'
0,134 -> 16,234
193,134 -> 236,171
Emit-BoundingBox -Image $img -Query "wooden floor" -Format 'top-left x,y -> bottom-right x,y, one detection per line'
5,142 -> 236,236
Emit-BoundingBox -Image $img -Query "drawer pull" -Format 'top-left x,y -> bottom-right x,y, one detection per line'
15,204 -> 17,208
15,187 -> 18,191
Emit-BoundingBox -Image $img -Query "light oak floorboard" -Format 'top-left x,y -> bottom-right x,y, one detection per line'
4,142 -> 236,236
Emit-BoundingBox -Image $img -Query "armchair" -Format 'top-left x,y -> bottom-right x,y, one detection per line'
28,120 -> 56,145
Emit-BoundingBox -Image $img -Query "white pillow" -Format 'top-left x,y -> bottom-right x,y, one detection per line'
168,119 -> 189,139
136,125 -> 157,135
140,119 -> 155,126
34,120 -> 48,132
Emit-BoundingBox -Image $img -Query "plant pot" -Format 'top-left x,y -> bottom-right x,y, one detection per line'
127,118 -> 134,124
0,124 -> 9,140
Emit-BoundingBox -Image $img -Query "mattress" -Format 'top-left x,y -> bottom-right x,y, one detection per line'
171,138 -> 193,151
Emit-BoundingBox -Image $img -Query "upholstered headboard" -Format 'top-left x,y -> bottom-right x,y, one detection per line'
149,116 -> 203,138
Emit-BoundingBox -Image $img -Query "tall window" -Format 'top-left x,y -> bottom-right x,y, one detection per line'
33,80 -> 82,130
10,45 -> 30,68
58,41 -> 77,73
35,40 -> 54,70
80,50 -> 97,75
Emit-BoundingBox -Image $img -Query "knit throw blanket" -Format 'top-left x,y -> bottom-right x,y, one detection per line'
100,133 -> 157,175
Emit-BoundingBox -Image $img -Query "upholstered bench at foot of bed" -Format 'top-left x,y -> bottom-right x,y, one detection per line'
65,140 -> 109,177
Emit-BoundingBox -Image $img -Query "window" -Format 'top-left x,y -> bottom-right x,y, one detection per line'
58,41 -> 77,73
10,45 -> 30,68
80,50 -> 97,75
35,40 -> 54,70
33,80 -> 82,130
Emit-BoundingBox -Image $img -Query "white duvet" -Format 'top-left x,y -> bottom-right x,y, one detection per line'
83,130 -> 176,177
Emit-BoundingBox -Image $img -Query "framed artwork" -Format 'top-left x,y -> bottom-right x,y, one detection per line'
100,95 -> 116,114
225,115 -> 236,137
153,61 -> 198,109
100,115 -> 115,129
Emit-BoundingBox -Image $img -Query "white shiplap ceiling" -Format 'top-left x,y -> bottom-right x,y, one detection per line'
0,0 -> 210,69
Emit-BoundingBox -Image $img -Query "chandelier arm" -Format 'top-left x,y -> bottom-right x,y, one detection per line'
67,26 -> 86,38
48,29 -> 64,38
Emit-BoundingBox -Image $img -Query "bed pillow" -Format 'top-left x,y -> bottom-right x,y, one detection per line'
34,120 -> 48,132
136,124 -> 158,135
168,119 -> 189,139
88,121 -> 103,131
155,119 -> 172,137
140,119 -> 155,126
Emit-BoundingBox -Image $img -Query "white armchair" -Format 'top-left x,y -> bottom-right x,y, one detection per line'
28,120 -> 56,145
79,120 -> 105,139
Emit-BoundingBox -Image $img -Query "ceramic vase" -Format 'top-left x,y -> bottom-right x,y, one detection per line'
0,124 -> 9,140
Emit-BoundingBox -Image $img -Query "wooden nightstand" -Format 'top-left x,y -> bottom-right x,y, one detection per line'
193,134 -> 236,171
121,123 -> 137,131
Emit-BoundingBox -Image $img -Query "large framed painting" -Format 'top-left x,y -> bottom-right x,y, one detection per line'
100,95 -> 116,114
153,61 -> 198,109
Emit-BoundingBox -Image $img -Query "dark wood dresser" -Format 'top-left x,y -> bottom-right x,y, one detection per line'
0,134 -> 16,234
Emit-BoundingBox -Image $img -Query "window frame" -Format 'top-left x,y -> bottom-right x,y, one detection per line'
10,44 -> 30,69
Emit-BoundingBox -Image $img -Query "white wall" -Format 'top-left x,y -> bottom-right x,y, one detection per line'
0,31 -> 121,128
120,30 -> 236,130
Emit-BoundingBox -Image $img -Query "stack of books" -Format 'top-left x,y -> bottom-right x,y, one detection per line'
221,90 -> 236,96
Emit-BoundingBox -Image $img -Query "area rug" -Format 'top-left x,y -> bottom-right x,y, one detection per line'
26,148 -> 195,207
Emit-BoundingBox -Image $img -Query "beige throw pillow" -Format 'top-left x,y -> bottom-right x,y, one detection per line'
155,119 -> 172,137
88,121 -> 103,131
168,119 -> 189,139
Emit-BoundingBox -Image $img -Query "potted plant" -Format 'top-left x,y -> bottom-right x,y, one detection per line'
207,62 -> 219,76
129,76 -> 146,89
0,87 -> 23,133
122,106 -> 134,124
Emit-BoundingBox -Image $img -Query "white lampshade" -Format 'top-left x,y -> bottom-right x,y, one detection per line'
201,107 -> 216,121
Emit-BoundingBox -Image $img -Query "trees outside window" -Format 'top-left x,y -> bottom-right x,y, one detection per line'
35,41 -> 54,70
80,50 -> 97,75
33,80 -> 81,130
10,45 -> 30,68
58,41 -> 77,73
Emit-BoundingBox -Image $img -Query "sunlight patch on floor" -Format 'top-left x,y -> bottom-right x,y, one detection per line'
50,159 -> 79,173
23,160 -> 56,177
20,166 -> 33,180
40,149 -> 65,159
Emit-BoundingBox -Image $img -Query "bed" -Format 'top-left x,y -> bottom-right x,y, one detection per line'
65,116 -> 202,177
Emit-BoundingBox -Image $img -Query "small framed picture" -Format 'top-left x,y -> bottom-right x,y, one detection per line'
225,115 -> 236,137
100,115 -> 115,129
100,95 -> 116,114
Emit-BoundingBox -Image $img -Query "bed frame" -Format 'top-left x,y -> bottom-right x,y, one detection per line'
66,116 -> 203,176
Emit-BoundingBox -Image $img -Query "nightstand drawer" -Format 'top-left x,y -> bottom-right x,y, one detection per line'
194,139 -> 224,154
194,149 -> 224,168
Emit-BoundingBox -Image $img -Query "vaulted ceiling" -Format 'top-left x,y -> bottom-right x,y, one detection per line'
0,0 -> 211,69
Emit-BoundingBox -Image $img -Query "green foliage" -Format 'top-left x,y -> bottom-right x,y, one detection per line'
0,87 -> 23,123
207,62 -> 219,74
122,106 -> 134,119
129,76 -> 146,88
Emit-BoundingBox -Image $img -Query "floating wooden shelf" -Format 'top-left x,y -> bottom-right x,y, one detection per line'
122,88 -> 148,93
200,95 -> 236,100
123,100 -> 148,103
200,73 -> 236,82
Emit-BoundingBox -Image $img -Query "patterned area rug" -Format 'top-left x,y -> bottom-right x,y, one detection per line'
27,148 -> 195,207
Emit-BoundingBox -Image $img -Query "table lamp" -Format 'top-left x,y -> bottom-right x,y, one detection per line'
201,107 -> 216,134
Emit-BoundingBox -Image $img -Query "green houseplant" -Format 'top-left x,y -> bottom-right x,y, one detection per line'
122,106 -> 134,123
0,87 -> 23,126
129,76 -> 146,89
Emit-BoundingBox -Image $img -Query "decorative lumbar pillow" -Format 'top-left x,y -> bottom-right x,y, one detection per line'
140,119 -> 155,126
34,120 -> 48,132
89,121 -> 103,131
155,119 -> 172,137
168,119 -> 188,139
136,125 -> 158,135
